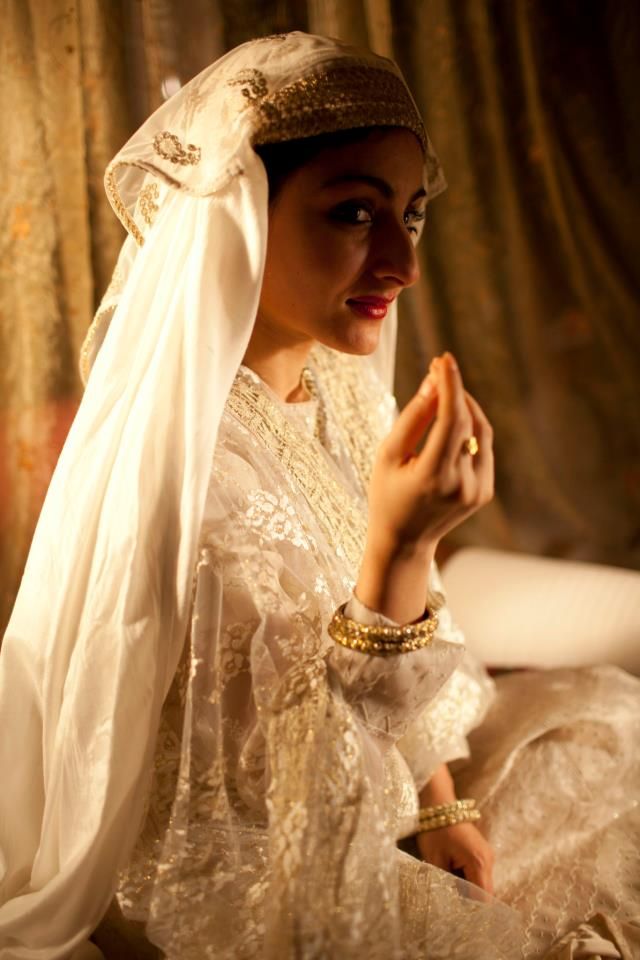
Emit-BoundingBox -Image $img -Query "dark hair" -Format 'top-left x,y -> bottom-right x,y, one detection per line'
253,127 -> 389,201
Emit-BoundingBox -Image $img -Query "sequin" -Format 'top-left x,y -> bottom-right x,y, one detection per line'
251,64 -> 426,153
153,131 -> 202,166
138,181 -> 160,226
228,68 -> 269,104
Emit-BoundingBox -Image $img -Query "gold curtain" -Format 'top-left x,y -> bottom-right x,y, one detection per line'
394,1 -> 640,565
1,0 -> 130,630
2,0 -> 639,633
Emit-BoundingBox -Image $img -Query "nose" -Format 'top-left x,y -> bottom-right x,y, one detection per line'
370,218 -> 420,289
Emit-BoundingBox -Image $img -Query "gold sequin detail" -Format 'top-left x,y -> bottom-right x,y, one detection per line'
251,64 -> 426,153
227,369 -> 367,571
153,131 -> 202,166
228,68 -> 269,104
138,181 -> 160,226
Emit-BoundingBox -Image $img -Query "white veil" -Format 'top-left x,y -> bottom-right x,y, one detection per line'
0,32 -> 445,957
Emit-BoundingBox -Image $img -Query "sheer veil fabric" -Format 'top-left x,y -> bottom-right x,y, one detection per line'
0,31 -> 460,959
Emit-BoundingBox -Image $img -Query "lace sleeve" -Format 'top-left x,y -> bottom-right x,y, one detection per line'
329,592 -> 465,740
396,564 -> 496,790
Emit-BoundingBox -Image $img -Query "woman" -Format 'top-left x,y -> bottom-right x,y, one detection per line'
0,31 -> 637,960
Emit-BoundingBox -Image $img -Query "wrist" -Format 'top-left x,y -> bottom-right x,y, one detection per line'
419,763 -> 457,806
364,533 -> 438,567
356,539 -> 436,624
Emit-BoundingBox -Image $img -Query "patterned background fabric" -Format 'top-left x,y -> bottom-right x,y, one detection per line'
2,0 -> 639,634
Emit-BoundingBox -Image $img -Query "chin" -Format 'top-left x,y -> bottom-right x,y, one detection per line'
325,323 -> 382,357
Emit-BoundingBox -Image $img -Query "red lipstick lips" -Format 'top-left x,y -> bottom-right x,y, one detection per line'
346,295 -> 394,320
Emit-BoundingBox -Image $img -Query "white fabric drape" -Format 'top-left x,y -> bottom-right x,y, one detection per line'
0,152 -> 268,956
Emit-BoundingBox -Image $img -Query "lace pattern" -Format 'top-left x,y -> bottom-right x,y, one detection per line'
117,352 -> 482,957
116,350 -> 640,958
453,664 -> 640,955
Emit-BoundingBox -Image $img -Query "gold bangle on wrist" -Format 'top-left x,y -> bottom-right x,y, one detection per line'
417,799 -> 481,832
328,603 -> 438,657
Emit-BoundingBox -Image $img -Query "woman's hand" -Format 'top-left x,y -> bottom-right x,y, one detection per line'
370,351 -> 494,555
416,821 -> 495,894
356,351 -> 495,622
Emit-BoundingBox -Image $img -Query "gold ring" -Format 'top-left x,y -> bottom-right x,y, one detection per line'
462,435 -> 479,456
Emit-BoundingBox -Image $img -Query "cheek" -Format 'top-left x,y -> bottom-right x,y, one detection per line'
264,217 -> 366,309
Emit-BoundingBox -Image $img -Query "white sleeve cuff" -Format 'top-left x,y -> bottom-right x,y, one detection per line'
344,594 -> 400,627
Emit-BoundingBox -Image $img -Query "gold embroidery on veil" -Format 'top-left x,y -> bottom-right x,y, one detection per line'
138,182 -> 160,226
153,131 -> 202,166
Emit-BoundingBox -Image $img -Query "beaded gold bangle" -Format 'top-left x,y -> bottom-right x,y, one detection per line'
327,603 -> 438,657
417,799 -> 481,832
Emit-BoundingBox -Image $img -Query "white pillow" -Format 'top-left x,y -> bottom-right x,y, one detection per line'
440,548 -> 640,674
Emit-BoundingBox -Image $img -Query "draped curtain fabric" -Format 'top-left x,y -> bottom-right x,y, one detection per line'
394,1 -> 640,566
1,0 -> 131,631
2,0 -> 639,633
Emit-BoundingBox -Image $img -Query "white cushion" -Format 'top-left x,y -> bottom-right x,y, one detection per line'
440,548 -> 640,674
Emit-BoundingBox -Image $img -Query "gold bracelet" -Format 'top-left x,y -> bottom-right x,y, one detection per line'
417,799 -> 481,832
328,603 -> 438,657
419,799 -> 476,818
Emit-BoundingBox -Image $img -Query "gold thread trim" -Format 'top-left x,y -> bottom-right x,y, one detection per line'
79,264 -> 126,384
79,312 -> 102,385
226,370 -> 367,571
105,162 -> 145,246
308,346 -> 387,491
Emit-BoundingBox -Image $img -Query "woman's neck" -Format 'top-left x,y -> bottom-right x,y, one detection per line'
242,326 -> 315,403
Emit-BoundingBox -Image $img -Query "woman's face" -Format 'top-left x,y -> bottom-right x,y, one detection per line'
256,128 -> 426,357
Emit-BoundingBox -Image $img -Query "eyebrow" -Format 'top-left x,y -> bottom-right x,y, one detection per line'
321,173 -> 427,204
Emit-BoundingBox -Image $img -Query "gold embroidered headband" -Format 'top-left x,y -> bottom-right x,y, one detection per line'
249,63 -> 427,153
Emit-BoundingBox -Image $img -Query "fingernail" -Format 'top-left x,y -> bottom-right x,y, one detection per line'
446,352 -> 458,371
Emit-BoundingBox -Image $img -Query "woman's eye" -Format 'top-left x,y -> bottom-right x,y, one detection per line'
330,202 -> 374,225
404,208 -> 426,235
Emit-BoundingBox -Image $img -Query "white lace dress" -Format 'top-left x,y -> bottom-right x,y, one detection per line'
115,348 -> 640,959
